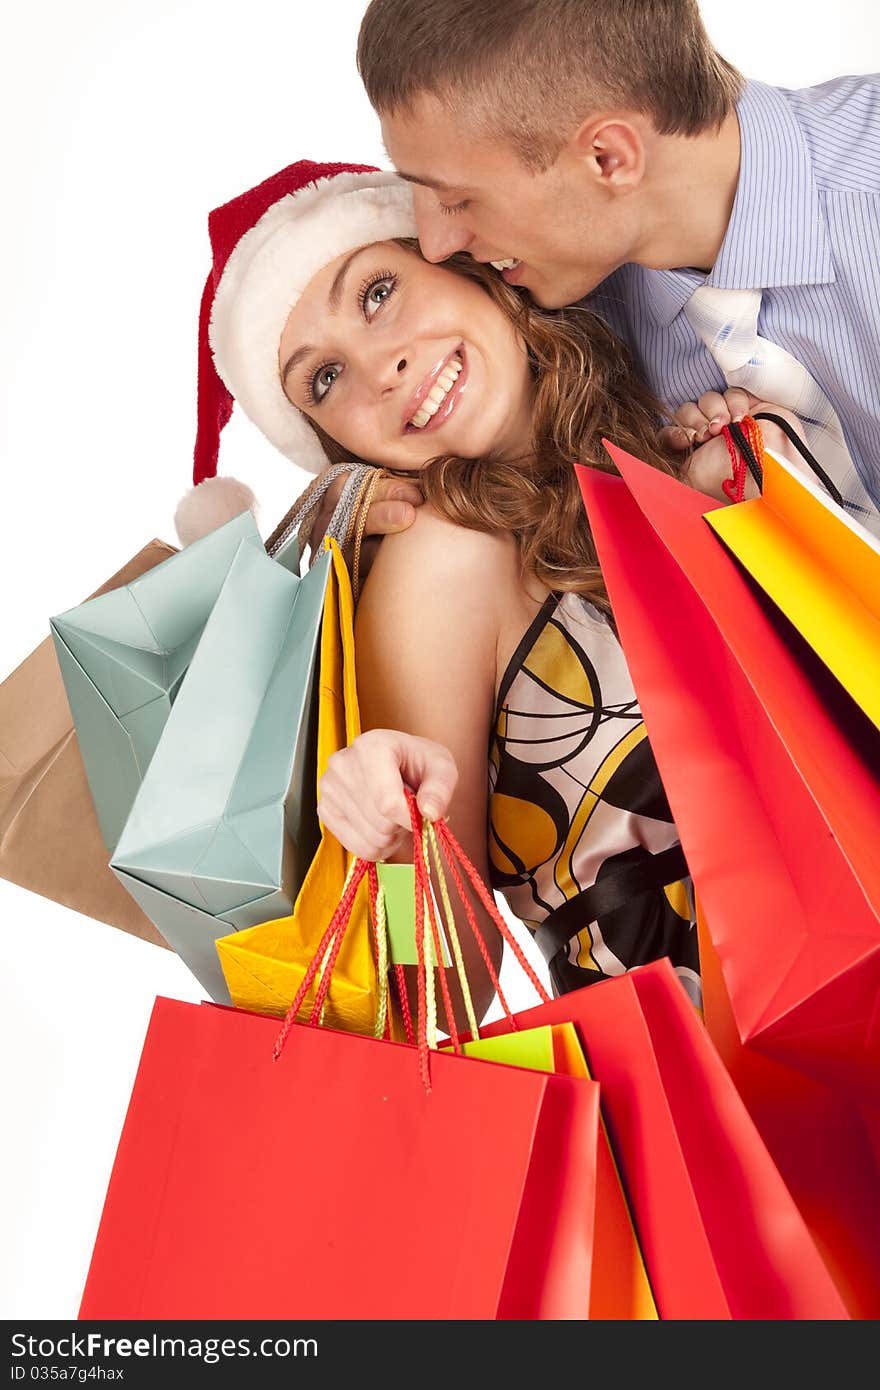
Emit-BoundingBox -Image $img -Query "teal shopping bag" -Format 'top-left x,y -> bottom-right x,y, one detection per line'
110,536 -> 331,1002
49,512 -> 259,851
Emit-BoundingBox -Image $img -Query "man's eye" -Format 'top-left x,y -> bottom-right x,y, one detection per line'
439,199 -> 469,216
360,274 -> 397,319
309,363 -> 340,404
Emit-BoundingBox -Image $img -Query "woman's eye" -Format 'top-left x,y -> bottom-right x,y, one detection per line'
310,363 -> 340,404
361,275 -> 396,319
439,200 -> 469,217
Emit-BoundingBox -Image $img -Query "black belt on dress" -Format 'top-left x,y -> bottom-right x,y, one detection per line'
533,843 -> 690,966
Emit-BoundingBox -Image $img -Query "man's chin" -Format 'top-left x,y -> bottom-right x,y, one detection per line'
518,262 -> 614,309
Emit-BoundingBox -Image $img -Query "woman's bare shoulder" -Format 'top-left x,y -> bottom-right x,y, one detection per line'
362,502 -> 521,596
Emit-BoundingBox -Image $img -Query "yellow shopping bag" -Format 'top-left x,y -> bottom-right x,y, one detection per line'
216,539 -> 383,1035
460,1022 -> 658,1320
706,446 -> 880,731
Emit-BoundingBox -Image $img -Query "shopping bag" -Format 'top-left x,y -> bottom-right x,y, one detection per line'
109,532 -> 332,1003
215,540 -> 379,1032
477,957 -> 849,1321
697,901 -> 880,1319
578,448 -> 880,1109
279,803 -> 847,1320
0,540 -> 176,944
706,446 -> 880,731
460,1022 -> 658,1320
77,995 -> 599,1319
50,512 -> 260,851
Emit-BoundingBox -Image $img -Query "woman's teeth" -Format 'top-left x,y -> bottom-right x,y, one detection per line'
490,258 -> 520,271
409,354 -> 463,429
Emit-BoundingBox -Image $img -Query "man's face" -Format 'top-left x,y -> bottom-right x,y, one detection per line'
381,94 -> 638,307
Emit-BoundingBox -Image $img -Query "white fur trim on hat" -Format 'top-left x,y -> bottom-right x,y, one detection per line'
209,171 -> 416,474
174,476 -> 259,547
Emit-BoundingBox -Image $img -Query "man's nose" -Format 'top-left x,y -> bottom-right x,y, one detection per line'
414,188 -> 473,263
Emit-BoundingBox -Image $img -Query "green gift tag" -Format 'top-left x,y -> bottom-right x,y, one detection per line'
460,1026 -> 556,1072
376,862 -> 452,967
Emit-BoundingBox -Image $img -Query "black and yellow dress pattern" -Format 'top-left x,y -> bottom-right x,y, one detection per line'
488,591 -> 700,1005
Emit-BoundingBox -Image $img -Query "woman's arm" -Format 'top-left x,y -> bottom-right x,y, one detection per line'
329,504 -> 530,1027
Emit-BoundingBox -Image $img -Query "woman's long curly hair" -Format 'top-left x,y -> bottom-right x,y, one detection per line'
308,239 -> 683,612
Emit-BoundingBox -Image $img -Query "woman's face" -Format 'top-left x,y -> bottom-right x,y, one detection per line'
278,242 -> 534,470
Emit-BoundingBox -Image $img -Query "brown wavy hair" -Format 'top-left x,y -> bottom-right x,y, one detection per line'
307,240 -> 682,612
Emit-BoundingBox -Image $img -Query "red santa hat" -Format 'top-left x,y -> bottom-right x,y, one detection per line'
175,160 -> 416,545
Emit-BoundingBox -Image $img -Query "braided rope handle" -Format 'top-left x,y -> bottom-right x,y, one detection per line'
349,467 -> 387,605
264,462 -> 384,564
721,415 -> 766,503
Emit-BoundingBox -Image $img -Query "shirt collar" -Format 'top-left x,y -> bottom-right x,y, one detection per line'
641,80 -> 836,328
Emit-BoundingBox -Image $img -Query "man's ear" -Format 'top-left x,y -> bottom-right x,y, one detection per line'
566,117 -> 646,190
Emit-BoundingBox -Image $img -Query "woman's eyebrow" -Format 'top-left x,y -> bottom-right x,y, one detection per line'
281,344 -> 314,384
281,245 -> 379,384
327,244 -> 375,312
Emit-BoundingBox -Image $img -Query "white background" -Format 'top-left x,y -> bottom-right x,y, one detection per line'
1,0 -> 878,1320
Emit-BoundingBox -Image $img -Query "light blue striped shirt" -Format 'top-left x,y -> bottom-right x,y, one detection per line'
589,76 -> 880,509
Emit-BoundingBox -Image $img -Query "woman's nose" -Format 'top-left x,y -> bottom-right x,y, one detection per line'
372,354 -> 409,397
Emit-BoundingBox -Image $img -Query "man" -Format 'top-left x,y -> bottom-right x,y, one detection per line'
355,0 -> 880,535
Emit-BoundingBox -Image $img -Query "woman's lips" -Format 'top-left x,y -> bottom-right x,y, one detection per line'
402,348 -> 468,436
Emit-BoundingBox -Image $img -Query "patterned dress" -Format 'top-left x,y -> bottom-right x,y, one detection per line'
488,591 -> 701,1005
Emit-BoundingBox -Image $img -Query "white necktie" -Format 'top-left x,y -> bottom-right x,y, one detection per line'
684,284 -> 879,536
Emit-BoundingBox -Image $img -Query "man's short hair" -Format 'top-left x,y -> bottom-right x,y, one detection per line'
358,0 -> 743,170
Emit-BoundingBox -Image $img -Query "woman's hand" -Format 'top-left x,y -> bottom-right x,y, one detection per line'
317,729 -> 459,861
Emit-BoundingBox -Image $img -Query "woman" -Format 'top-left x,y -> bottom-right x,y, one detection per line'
184,159 -> 802,1021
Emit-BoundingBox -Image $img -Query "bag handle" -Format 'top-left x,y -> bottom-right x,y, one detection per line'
752,411 -> 846,507
273,790 -> 552,1091
721,417 -> 765,501
723,413 -> 848,513
264,462 -> 385,569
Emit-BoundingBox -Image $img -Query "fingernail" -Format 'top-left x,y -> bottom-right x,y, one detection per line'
419,798 -> 441,821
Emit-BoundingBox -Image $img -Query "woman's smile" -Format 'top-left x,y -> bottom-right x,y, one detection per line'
403,348 -> 467,433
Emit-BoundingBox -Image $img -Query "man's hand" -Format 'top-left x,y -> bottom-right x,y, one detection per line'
659,388 -> 808,502
659,387 -> 759,455
308,471 -> 423,555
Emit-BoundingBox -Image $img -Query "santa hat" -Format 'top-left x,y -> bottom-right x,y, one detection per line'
175,160 -> 416,545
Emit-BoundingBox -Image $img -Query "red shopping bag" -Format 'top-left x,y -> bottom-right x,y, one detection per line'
78,995 -> 599,1320
477,957 -> 848,1321
306,801 -> 848,1320
697,908 -> 880,1319
578,449 -> 880,1109
577,449 -> 880,1315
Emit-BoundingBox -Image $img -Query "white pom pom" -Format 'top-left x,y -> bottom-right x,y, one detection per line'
174,477 -> 259,546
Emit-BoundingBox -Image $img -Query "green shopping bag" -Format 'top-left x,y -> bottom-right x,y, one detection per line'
109,533 -> 331,1001
49,512 -> 259,851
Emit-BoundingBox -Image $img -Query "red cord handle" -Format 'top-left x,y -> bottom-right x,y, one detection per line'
273,792 -> 552,1081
